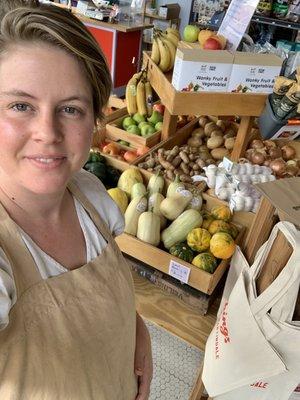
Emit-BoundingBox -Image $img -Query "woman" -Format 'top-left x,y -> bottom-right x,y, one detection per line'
0,1 -> 152,399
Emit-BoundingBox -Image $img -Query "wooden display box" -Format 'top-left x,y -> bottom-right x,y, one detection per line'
135,116 -> 256,235
103,155 -> 245,295
106,114 -> 161,148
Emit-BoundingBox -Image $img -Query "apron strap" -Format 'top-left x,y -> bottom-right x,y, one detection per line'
67,180 -> 118,250
0,202 -> 41,298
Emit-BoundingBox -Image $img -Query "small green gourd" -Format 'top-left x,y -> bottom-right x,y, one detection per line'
169,242 -> 194,263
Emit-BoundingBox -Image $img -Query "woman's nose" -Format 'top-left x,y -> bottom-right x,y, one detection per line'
31,111 -> 63,144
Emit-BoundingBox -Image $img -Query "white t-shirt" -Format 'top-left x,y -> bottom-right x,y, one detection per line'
0,169 -> 125,330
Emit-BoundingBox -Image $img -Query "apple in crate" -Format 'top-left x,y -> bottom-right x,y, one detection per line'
183,24 -> 200,43
122,116 -> 136,129
203,37 -> 222,50
133,113 -> 145,124
153,103 -> 165,115
126,125 -> 141,135
141,124 -> 156,137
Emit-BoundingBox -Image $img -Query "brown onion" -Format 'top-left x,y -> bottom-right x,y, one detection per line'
268,147 -> 282,160
251,151 -> 265,165
270,158 -> 286,176
250,139 -> 264,149
245,148 -> 255,159
263,140 -> 277,149
263,156 -> 272,167
281,145 -> 296,161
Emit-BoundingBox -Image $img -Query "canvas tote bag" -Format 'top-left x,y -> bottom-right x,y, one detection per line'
203,221 -> 300,399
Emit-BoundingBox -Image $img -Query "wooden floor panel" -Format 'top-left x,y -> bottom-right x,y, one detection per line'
133,271 -> 218,351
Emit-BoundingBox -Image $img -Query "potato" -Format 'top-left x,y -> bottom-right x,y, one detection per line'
199,116 -> 209,128
191,127 -> 205,138
224,128 -> 236,137
210,129 -> 224,138
207,136 -> 224,150
204,122 -> 218,136
225,137 -> 235,150
211,147 -> 230,160
187,136 -> 202,147
216,120 -> 226,132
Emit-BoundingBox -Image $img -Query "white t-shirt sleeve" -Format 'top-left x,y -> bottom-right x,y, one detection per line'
72,169 -> 125,237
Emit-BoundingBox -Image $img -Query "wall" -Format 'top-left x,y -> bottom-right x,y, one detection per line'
155,0 -> 192,35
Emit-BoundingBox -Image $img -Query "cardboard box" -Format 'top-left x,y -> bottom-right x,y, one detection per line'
172,42 -> 234,92
158,3 -> 180,19
228,52 -> 283,94
256,177 -> 300,228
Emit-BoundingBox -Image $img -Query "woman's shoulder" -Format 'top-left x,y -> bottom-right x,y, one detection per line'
71,169 -> 124,237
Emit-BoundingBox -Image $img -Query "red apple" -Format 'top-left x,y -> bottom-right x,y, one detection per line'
136,145 -> 150,157
153,103 -> 165,114
123,150 -> 138,163
203,37 -> 222,50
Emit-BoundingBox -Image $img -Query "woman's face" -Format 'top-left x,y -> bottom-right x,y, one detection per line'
0,42 -> 95,196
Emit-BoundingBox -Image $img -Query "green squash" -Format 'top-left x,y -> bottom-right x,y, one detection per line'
192,252 -> 218,274
169,242 -> 194,263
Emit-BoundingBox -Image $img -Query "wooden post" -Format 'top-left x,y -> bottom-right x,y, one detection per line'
161,108 -> 178,140
190,364 -> 206,400
230,116 -> 254,162
243,197 -> 276,264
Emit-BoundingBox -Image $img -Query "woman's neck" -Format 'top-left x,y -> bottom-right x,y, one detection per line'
0,182 -> 69,226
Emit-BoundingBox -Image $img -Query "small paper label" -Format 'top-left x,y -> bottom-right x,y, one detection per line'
178,190 -> 191,198
136,201 -> 147,213
169,260 -> 191,284
223,157 -> 234,172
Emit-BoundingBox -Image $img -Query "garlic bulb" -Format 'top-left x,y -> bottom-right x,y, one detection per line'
244,196 -> 254,211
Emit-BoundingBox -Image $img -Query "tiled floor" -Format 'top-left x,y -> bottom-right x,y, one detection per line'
145,319 -> 204,400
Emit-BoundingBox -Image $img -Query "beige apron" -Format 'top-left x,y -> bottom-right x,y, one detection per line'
0,179 -> 137,400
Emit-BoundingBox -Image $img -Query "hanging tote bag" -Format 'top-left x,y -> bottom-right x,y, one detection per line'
203,222 -> 300,399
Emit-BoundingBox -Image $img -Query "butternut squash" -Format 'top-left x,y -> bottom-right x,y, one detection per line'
148,193 -> 167,229
124,195 -> 147,236
159,190 -> 192,221
137,212 -> 161,246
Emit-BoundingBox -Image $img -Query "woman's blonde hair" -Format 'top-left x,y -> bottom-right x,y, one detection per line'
0,2 -> 112,121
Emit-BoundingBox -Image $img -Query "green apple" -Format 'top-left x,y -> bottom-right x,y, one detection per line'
138,121 -> 149,129
147,111 -> 163,125
141,124 -> 156,137
155,121 -> 163,131
122,116 -> 136,130
183,25 -> 200,43
133,113 -> 146,124
126,125 -> 141,135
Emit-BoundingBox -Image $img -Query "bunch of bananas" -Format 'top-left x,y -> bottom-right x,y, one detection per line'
125,70 -> 153,117
151,27 -> 180,73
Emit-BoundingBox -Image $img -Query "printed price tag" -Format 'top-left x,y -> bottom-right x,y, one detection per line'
223,157 -> 234,173
169,260 -> 191,284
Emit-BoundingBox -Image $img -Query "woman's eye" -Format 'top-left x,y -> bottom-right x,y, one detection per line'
11,103 -> 30,112
63,106 -> 81,115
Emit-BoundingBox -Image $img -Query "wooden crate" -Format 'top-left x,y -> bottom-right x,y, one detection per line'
134,117 -> 256,235
106,114 -> 161,148
104,156 -> 245,295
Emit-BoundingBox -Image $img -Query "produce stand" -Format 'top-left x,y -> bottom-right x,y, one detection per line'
143,51 -> 267,163
103,155 -> 244,295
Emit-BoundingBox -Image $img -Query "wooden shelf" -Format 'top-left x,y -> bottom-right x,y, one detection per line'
143,52 -> 267,117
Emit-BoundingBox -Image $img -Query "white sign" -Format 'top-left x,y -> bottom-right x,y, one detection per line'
271,124 -> 300,140
218,0 -> 260,51
169,260 -> 191,284
172,58 -> 232,92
